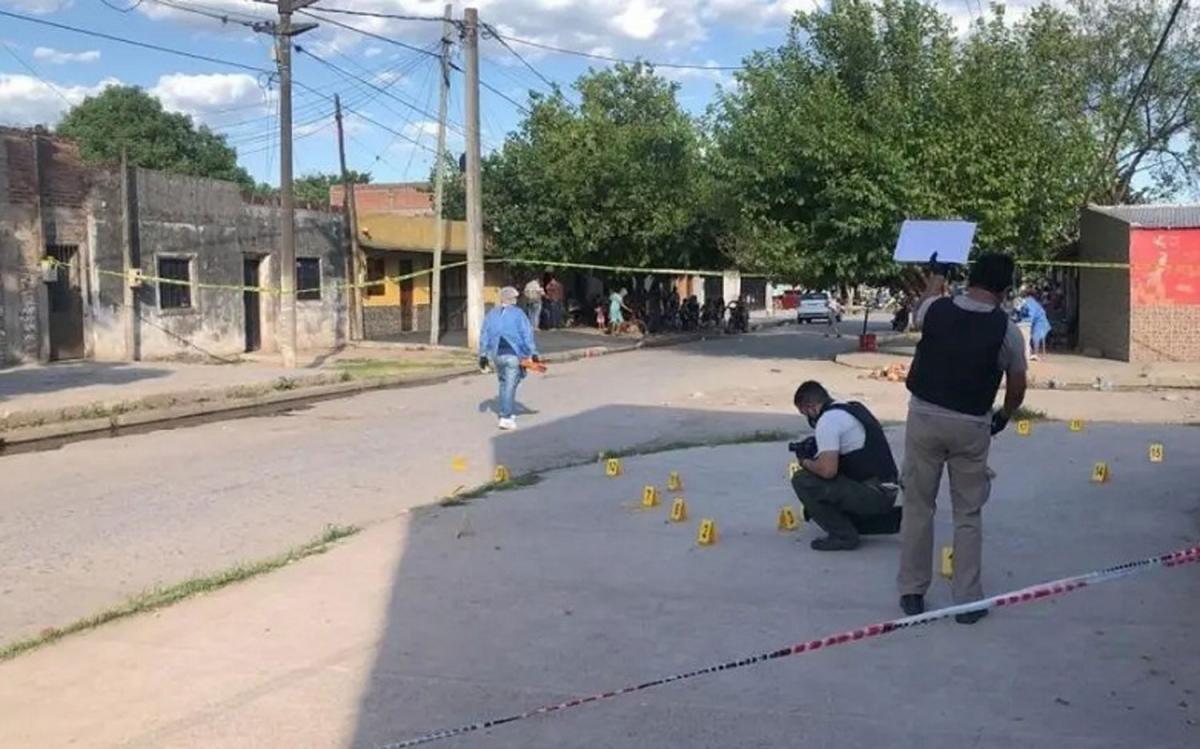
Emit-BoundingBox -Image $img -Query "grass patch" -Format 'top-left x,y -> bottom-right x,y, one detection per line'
0,524 -> 360,663
438,473 -> 544,506
597,429 -> 793,461
1012,406 -> 1048,421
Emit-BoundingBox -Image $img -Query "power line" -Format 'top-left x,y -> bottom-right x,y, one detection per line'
492,32 -> 743,71
295,44 -> 465,136
295,8 -> 442,60
99,0 -> 146,12
285,5 -> 450,24
1089,0 -> 1188,203
138,0 -> 266,27
483,23 -> 560,93
2,41 -> 74,108
0,8 -> 270,74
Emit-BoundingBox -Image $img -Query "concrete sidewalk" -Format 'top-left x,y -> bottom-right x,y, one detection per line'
1,430 -> 1196,748
838,345 -> 1200,390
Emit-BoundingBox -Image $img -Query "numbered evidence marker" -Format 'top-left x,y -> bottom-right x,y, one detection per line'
1149,443 -> 1164,463
940,546 -> 954,578
788,460 -> 802,479
1016,419 -> 1032,436
667,471 -> 683,492
604,458 -> 622,477
1091,461 -> 1110,483
641,485 -> 660,508
669,497 -> 688,522
451,456 -> 467,472
777,506 -> 798,532
1069,419 -> 1084,432
493,465 -> 510,483
697,518 -> 718,546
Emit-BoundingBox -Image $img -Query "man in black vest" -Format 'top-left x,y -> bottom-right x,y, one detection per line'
790,381 -> 902,551
898,253 -> 1027,624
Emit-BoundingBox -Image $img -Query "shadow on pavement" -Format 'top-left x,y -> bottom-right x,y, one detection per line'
0,362 -> 171,404
348,405 -> 802,749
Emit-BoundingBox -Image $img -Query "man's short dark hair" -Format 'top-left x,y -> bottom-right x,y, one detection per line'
794,380 -> 831,409
968,253 -> 1016,294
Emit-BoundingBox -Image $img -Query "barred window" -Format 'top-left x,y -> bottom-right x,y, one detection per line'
157,257 -> 193,309
297,258 -> 321,301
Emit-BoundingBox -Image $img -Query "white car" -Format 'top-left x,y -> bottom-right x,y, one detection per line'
796,291 -> 842,324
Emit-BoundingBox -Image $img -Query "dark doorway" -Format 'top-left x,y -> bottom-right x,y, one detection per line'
47,244 -> 85,360
399,259 -> 414,331
243,256 -> 262,352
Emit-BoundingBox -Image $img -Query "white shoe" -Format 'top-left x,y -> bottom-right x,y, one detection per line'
498,417 -> 517,431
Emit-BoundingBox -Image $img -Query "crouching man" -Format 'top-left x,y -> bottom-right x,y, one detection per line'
790,381 -> 902,551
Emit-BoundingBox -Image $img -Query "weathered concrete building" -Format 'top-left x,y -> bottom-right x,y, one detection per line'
1,128 -> 348,365
1078,204 -> 1200,362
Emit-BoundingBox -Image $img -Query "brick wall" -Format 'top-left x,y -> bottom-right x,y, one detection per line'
330,183 -> 433,215
1128,227 -> 1200,362
1078,209 -> 1131,360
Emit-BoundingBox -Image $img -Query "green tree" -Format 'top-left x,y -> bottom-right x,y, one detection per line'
57,86 -> 254,187
456,64 -> 718,269
293,171 -> 372,206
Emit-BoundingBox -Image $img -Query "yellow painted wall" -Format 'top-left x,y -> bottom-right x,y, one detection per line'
364,255 -> 401,307
358,213 -> 468,252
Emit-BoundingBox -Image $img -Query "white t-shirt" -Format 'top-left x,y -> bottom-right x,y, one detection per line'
524,280 -> 544,301
814,402 -> 866,456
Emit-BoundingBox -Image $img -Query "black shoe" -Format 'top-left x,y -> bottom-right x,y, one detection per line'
900,594 -> 925,616
810,536 -> 859,551
955,609 -> 989,625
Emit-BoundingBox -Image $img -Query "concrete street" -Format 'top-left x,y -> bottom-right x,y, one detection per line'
0,429 -> 1196,748
2,320 -> 1197,645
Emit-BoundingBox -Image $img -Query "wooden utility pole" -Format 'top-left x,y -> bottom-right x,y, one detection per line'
430,3 -> 452,345
334,94 -> 363,341
463,7 -> 484,352
120,149 -> 140,360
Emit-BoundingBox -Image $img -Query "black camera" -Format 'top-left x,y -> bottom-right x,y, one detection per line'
788,436 -> 817,460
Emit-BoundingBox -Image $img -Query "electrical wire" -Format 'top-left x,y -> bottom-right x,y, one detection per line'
98,0 -> 145,11
296,8 -> 442,60
286,5 -> 450,24
138,0 -> 266,27
0,8 -> 270,73
491,31 -> 743,71
483,23 -> 560,93
2,41 -> 75,108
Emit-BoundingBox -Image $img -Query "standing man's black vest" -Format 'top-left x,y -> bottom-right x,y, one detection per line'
906,297 -> 1007,416
819,401 -> 898,483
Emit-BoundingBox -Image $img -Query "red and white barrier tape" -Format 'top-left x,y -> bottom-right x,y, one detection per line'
377,545 -> 1199,749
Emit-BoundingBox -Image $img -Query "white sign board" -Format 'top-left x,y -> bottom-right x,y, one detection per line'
893,220 -> 976,264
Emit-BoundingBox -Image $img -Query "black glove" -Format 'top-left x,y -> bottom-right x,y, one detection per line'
928,252 -> 959,281
787,436 -> 818,460
479,356 -> 489,371
990,410 -> 1010,436
531,354 -> 540,363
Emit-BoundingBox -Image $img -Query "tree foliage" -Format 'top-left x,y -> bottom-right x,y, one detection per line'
57,86 -> 254,187
293,170 -> 372,206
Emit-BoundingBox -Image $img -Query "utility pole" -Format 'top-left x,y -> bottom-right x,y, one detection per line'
430,3 -> 452,345
463,7 -> 484,352
120,148 -> 140,361
334,94 -> 363,341
272,0 -> 317,367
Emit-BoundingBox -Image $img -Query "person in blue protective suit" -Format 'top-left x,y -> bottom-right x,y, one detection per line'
1018,291 -> 1051,360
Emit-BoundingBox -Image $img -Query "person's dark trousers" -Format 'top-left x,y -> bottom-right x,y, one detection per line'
548,301 -> 563,328
791,471 -> 895,544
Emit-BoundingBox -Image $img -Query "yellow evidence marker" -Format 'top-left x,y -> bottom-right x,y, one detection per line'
777,506 -> 798,532
451,456 -> 467,472
669,497 -> 688,522
1016,420 -> 1031,436
697,519 -> 718,546
1091,461 -> 1110,483
493,465 -> 510,483
940,546 -> 954,578
788,460 -> 802,479
1149,443 -> 1164,463
1069,419 -> 1084,432
667,471 -> 683,492
605,458 -> 622,477
641,485 -> 660,508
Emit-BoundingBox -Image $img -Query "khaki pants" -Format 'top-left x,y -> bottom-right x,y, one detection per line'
898,408 -> 992,603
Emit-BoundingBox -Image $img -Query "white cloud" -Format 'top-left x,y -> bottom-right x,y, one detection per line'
32,47 -> 101,64
0,73 -> 120,127
149,72 -> 269,123
1,0 -> 72,13
364,46 -> 384,58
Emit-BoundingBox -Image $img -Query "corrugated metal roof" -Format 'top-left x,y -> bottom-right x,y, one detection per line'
1087,204 -> 1200,228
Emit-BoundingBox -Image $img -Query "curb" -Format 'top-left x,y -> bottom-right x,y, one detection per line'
1,326 -> 780,455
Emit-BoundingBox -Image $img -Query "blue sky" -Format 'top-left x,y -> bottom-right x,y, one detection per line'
0,1 -> 1038,186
